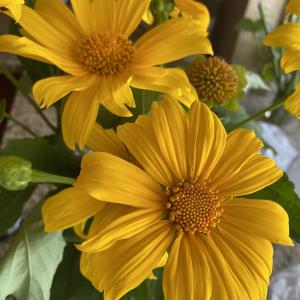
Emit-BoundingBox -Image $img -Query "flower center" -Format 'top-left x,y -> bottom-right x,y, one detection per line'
166,180 -> 222,234
186,57 -> 239,103
78,33 -> 135,76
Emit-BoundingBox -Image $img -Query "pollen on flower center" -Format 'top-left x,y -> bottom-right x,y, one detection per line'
186,56 -> 239,103
78,33 -> 135,76
166,180 -> 223,234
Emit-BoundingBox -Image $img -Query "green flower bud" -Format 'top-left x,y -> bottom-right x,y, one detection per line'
0,156 -> 32,191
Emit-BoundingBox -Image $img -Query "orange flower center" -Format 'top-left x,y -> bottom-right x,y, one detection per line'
166,181 -> 223,234
78,33 -> 135,76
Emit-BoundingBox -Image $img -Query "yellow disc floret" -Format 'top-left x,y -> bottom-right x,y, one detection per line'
78,33 -> 135,76
166,180 -> 223,234
186,56 -> 239,103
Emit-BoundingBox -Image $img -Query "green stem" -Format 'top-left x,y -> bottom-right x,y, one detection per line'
258,3 -> 282,87
31,169 -> 75,185
0,64 -> 56,132
4,112 -> 38,137
233,98 -> 286,129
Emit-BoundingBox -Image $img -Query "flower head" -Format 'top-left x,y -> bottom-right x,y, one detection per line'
43,99 -> 292,300
264,0 -> 300,118
186,56 -> 241,105
0,0 -> 212,149
0,0 -> 23,21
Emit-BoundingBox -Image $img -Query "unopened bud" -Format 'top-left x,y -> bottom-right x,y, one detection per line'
0,156 -> 32,191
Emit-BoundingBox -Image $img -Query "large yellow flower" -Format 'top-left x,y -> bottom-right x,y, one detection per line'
0,0 -> 23,20
0,0 -> 212,149
264,0 -> 300,118
43,98 -> 292,300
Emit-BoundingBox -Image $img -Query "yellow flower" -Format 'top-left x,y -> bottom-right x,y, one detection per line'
43,98 -> 292,300
264,0 -> 300,118
0,0 -> 212,149
0,0 -> 23,21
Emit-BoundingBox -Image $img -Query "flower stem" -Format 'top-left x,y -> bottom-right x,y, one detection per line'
4,112 -> 38,137
258,3 -> 282,87
30,169 -> 75,185
233,98 -> 286,129
0,64 -> 57,132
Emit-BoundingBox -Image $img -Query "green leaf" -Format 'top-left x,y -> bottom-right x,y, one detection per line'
0,205 -> 66,300
214,106 -> 262,138
50,244 -> 101,300
0,99 -> 6,124
247,173 -> 300,242
245,71 -> 270,92
0,186 -> 35,236
235,18 -> 263,32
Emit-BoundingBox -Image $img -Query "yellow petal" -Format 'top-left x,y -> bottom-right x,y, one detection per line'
70,0 -> 94,35
134,17 -> 212,67
215,154 -> 283,196
210,228 -> 265,299
76,152 -> 165,208
264,23 -> 300,48
285,83 -> 300,118
114,0 -> 151,36
34,0 -> 84,40
286,0 -> 300,17
163,234 -> 212,300
187,101 -> 226,181
99,77 -> 134,117
62,84 -> 100,150
87,123 -> 128,158
209,128 -> 263,188
150,98 -> 188,181
42,187 -> 104,232
5,4 -> 22,21
175,0 -> 210,26
117,115 -> 175,187
33,74 -> 96,108
78,208 -> 166,253
195,234 -> 242,300
0,35 -> 86,76
87,204 -> 134,238
73,222 -> 88,240
142,4 -> 154,25
17,5 -> 79,58
131,66 -> 197,107
81,221 -> 175,300
222,198 -> 293,245
218,224 -> 272,296
281,48 -> 300,73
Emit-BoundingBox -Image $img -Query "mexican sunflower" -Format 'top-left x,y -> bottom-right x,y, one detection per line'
264,0 -> 300,118
0,0 -> 23,20
43,99 -> 292,300
0,0 -> 212,149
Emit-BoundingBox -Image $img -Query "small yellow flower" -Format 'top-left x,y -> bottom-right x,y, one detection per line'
43,99 -> 292,300
0,0 -> 23,21
264,0 -> 300,118
0,0 -> 212,149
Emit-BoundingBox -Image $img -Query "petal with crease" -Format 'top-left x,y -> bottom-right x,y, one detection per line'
76,152 -> 166,208
42,187 -> 104,232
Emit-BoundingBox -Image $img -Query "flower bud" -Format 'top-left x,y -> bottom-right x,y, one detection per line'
0,156 -> 32,191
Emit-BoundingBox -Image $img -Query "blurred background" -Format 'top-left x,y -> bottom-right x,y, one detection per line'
0,1 -> 299,299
